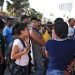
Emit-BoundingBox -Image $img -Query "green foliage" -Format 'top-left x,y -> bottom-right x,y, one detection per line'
0,0 -> 4,10
29,8 -> 42,19
7,0 -> 29,16
0,0 -> 4,5
6,0 -> 42,19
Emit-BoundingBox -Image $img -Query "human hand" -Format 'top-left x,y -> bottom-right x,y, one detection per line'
23,47 -> 29,54
67,60 -> 75,72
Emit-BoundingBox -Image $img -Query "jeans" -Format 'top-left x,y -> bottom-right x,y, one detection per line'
43,58 -> 49,75
34,56 -> 44,75
46,69 -> 64,75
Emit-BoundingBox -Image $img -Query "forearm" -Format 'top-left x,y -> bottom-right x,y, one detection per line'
32,37 -> 45,45
30,30 -> 45,46
11,50 -> 27,60
71,59 -> 75,66
0,47 -> 3,59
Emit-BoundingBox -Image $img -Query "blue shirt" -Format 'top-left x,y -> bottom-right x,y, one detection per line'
45,39 -> 75,70
3,26 -> 13,45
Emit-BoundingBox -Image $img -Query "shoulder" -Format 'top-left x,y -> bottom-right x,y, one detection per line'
45,40 -> 55,46
3,26 -> 8,30
67,39 -> 75,44
14,39 -> 21,43
46,40 -> 55,44
13,39 -> 22,46
3,26 -> 8,34
66,39 -> 75,42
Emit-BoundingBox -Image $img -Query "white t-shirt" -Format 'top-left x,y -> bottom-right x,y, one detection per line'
68,26 -> 75,37
13,39 -> 29,66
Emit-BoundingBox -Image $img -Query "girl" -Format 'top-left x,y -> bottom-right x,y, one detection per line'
11,23 -> 29,75
45,22 -> 75,75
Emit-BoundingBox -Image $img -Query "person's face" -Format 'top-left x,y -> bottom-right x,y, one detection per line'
22,27 -> 29,37
31,20 -> 39,28
70,19 -> 75,27
23,18 -> 29,24
7,20 -> 13,26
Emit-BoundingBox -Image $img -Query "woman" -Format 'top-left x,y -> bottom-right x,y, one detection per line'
45,22 -> 75,75
11,23 -> 29,75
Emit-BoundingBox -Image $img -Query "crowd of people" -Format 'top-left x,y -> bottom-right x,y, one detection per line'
0,15 -> 75,75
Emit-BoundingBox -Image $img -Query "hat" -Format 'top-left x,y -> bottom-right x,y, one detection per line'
21,15 -> 30,21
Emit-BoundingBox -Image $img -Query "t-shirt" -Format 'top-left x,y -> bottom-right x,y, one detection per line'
45,39 -> 75,70
43,30 -> 51,42
3,26 -> 13,45
68,26 -> 75,38
12,39 -> 29,66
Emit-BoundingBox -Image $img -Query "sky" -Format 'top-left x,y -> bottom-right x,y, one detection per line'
3,0 -> 75,20
29,0 -> 75,20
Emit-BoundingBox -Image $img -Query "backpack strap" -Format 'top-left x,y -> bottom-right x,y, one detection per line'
14,37 -> 26,48
18,38 -> 26,47
17,38 -> 26,48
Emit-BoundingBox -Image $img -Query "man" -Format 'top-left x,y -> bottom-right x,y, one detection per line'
21,14 -> 30,24
68,18 -> 75,75
68,18 -> 75,39
20,15 -> 45,75
0,20 -> 6,75
21,15 -> 44,53
3,17 -> 13,57
30,17 -> 45,75
3,17 -> 13,46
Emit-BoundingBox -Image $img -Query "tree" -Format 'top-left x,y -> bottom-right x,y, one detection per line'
0,0 -> 4,10
6,0 -> 42,19
7,0 -> 30,16
29,8 -> 42,19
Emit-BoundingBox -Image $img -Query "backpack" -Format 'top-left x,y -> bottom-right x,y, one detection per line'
6,38 -> 26,65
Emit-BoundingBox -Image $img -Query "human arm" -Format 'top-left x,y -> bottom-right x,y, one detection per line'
44,41 -> 50,58
3,28 -> 8,45
29,29 -> 45,46
11,45 -> 29,60
0,46 -> 4,63
67,59 -> 75,72
44,49 -> 48,58
11,39 -> 29,60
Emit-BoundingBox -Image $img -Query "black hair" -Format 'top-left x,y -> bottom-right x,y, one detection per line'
68,18 -> 74,23
47,21 -> 52,24
0,19 -> 5,29
31,16 -> 38,21
12,23 -> 19,35
21,15 -> 29,21
54,22 -> 68,39
16,23 -> 27,35
6,17 -> 12,21
37,19 -> 41,22
54,18 -> 64,23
